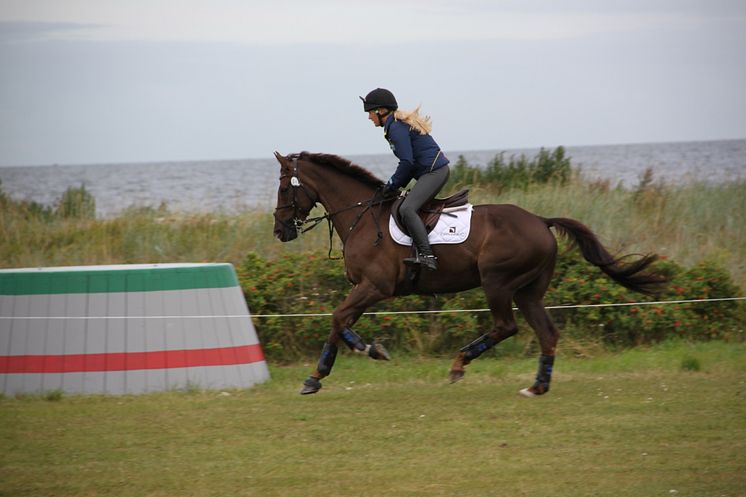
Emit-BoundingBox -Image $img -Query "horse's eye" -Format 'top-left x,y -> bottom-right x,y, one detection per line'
280,187 -> 289,194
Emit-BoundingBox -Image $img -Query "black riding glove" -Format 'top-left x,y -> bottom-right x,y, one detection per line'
382,182 -> 398,198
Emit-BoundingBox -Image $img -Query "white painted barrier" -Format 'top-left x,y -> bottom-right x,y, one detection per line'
0,263 -> 270,396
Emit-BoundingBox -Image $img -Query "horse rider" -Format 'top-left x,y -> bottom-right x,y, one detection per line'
360,87 -> 450,271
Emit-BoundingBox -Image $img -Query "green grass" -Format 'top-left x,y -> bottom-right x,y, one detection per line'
1,341 -> 745,497
2,176 -> 744,290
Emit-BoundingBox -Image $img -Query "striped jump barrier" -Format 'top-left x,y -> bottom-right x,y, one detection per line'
0,263 -> 270,396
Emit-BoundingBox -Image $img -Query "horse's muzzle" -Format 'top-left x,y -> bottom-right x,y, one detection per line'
273,223 -> 298,242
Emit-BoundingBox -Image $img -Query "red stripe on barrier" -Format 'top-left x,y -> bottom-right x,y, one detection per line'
0,344 -> 265,374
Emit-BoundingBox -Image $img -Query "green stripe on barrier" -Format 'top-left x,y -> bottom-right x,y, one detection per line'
0,264 -> 239,295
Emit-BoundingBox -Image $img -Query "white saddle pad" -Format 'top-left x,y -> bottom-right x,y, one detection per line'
389,204 -> 473,246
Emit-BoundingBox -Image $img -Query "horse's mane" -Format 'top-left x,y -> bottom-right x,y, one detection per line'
296,152 -> 385,189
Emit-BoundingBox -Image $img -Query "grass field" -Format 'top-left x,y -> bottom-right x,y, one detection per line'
2,340 -> 745,497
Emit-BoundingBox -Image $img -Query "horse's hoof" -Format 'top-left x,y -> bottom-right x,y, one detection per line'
300,377 -> 322,395
518,387 -> 536,398
368,343 -> 390,361
449,370 -> 464,384
519,384 -> 549,397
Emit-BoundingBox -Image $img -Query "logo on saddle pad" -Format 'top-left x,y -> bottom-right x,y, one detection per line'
389,204 -> 473,246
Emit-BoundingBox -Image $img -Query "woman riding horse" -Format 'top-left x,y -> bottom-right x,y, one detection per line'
272,150 -> 666,396
361,88 -> 450,271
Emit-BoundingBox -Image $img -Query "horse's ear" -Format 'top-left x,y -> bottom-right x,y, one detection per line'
273,151 -> 287,166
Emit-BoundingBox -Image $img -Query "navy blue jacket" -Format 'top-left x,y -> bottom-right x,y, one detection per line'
383,114 -> 449,189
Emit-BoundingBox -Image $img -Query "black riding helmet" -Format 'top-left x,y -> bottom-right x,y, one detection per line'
360,88 -> 398,112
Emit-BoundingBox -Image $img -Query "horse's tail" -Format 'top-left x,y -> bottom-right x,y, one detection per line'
543,217 -> 667,295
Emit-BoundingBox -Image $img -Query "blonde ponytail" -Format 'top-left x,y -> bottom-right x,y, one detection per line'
393,106 -> 433,135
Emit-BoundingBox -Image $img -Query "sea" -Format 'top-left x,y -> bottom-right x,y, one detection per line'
1,139 -> 744,218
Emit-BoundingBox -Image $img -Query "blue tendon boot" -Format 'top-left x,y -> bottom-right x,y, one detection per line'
300,343 -> 337,395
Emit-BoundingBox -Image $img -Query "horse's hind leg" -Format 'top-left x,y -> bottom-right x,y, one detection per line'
449,286 -> 517,383
514,270 -> 560,397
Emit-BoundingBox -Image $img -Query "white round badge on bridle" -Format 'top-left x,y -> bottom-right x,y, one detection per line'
290,177 -> 300,187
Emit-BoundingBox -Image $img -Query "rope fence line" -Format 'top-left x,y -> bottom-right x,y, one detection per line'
252,296 -> 745,318
3,297 -> 741,320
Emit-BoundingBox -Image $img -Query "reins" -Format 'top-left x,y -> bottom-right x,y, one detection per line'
297,195 -> 389,259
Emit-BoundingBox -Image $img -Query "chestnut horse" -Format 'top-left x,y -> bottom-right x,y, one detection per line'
272,151 -> 665,396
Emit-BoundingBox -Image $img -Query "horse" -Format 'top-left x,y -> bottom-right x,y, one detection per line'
271,151 -> 666,396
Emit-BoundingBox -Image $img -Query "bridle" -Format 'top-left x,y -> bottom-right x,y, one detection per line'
273,157 -> 318,234
273,155 -> 391,258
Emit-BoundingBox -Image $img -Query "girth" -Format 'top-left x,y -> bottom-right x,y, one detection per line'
391,189 -> 469,236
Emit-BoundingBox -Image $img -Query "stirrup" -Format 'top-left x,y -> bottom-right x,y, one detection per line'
403,254 -> 438,271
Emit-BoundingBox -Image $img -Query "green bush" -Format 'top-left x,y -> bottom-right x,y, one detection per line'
549,254 -> 743,345
56,184 -> 96,219
446,146 -> 572,192
0,181 -> 95,221
239,250 -> 745,361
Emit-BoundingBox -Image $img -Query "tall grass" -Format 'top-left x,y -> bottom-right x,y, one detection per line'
1,166 -> 744,289
0,202 -> 297,268
462,174 -> 746,288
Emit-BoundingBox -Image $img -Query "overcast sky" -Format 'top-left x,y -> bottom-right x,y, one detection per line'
1,0 -> 745,166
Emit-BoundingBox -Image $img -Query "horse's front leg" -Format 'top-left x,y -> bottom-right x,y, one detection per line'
300,281 -> 390,395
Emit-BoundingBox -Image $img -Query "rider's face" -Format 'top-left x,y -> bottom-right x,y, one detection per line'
368,110 -> 386,127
